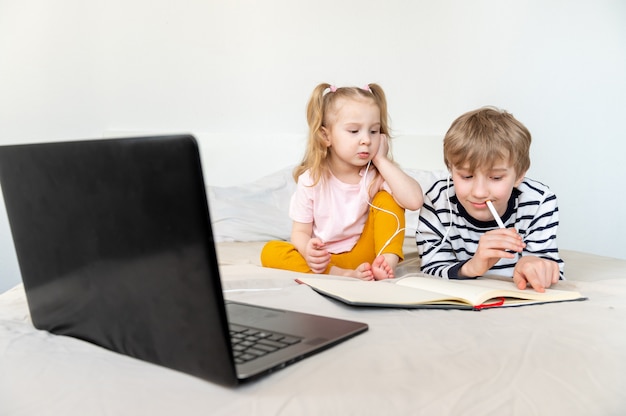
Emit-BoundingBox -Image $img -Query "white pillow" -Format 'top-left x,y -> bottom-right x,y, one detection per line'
208,166 -> 296,242
402,169 -> 448,237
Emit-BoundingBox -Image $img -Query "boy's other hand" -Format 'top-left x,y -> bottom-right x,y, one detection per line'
513,256 -> 560,292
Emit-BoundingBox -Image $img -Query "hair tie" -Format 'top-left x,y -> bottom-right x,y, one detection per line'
362,84 -> 371,92
329,85 -> 337,92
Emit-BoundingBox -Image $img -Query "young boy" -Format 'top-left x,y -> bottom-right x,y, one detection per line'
416,106 -> 564,292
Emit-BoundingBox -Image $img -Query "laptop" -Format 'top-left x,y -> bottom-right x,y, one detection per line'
0,134 -> 368,386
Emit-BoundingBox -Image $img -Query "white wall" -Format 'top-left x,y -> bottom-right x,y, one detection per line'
1,0 -> 625,291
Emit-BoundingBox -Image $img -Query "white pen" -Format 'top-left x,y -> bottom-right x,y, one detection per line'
486,200 -> 506,229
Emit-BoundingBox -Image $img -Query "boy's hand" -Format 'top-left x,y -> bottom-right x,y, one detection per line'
305,238 -> 331,274
513,256 -> 560,292
461,228 -> 525,277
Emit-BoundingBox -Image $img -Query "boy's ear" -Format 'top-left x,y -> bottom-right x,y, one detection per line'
515,171 -> 527,187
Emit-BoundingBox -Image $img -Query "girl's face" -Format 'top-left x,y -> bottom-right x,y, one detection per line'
451,162 -> 525,222
322,97 -> 381,176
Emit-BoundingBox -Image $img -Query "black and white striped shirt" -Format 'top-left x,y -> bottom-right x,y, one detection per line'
416,174 -> 564,279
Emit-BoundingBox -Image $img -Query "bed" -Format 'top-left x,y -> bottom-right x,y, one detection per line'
1,135 -> 625,415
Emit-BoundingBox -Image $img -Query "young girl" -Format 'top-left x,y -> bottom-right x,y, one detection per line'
261,83 -> 423,280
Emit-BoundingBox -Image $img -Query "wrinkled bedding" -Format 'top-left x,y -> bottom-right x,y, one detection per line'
2,165 -> 625,415
1,238 -> 625,415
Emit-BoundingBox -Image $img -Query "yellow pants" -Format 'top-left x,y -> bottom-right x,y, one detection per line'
260,191 -> 405,274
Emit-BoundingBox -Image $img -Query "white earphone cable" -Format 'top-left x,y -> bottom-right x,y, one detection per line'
363,161 -> 405,257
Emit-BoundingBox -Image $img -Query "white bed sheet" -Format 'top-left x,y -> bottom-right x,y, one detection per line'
1,240 -> 626,415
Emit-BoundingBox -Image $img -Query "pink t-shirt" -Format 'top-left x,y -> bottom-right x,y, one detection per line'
289,168 -> 391,254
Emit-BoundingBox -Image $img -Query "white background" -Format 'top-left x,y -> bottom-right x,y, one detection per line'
0,0 -> 625,292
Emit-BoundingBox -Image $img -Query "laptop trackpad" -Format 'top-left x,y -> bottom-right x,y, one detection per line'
226,302 -> 286,327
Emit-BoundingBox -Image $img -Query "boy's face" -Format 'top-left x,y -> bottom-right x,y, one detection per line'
451,160 -> 525,222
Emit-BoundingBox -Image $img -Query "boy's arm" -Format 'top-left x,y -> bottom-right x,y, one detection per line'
416,191 -> 466,278
512,188 -> 564,290
519,191 -> 563,277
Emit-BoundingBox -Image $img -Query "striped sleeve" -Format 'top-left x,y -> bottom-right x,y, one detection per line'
415,177 -> 464,278
516,179 -> 564,278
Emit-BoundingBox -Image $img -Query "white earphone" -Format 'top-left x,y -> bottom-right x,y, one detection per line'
363,161 -> 404,257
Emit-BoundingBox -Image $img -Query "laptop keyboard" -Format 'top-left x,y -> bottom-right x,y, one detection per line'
230,324 -> 302,364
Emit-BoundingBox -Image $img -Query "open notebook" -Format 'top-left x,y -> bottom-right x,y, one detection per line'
296,274 -> 586,310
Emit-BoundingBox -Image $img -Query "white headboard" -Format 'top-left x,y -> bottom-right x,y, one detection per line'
390,134 -> 446,173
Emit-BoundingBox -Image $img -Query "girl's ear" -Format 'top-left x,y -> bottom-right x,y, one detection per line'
321,126 -> 331,147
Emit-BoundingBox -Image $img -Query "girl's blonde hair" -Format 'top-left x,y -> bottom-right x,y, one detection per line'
443,106 -> 531,176
294,83 -> 391,184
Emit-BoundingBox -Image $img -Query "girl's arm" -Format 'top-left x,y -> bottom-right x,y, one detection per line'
291,221 -> 314,255
291,221 -> 330,274
372,135 -> 423,210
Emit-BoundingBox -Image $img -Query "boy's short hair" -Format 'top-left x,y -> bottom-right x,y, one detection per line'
443,106 -> 531,175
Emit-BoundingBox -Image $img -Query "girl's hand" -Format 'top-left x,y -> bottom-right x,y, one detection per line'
461,228 -> 525,277
305,238 -> 331,274
372,134 -> 390,166
368,134 -> 423,211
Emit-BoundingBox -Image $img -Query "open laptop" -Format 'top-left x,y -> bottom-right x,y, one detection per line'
0,134 -> 368,386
